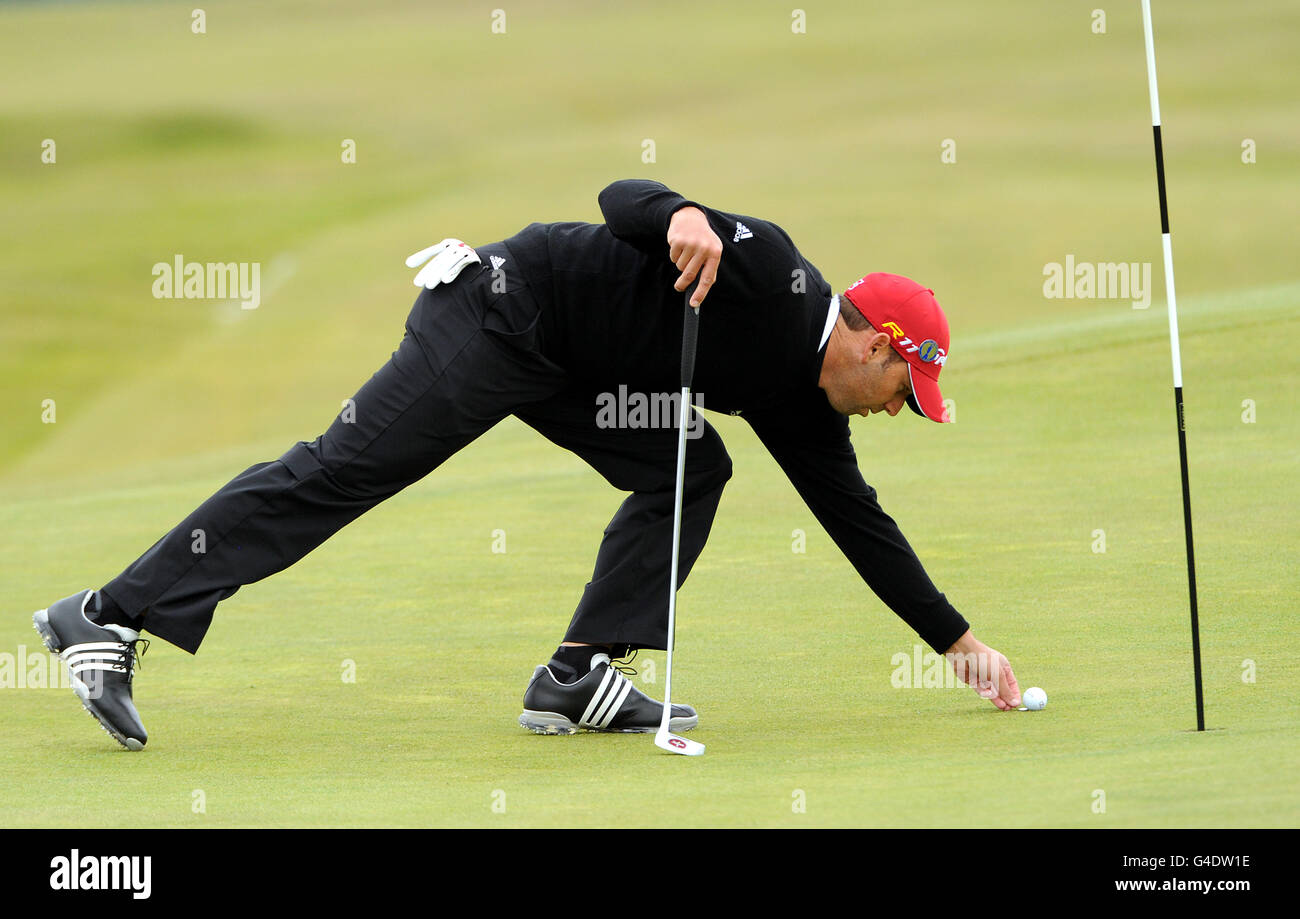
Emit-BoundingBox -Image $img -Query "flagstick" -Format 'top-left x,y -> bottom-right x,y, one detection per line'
1141,0 -> 1205,731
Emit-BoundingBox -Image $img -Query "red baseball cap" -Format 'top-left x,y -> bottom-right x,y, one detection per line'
842,273 -> 952,423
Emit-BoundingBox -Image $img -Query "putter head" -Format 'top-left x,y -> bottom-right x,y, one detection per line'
655,728 -> 705,757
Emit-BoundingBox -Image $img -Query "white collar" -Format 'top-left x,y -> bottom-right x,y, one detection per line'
818,295 -> 839,351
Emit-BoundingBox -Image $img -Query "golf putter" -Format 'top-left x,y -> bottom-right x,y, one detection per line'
655,282 -> 705,757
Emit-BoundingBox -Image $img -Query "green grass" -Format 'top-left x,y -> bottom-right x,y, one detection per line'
1,0 -> 1296,827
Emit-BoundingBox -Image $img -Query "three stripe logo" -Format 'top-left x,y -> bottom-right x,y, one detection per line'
62,642 -> 130,677
733,221 -> 753,243
578,667 -> 635,729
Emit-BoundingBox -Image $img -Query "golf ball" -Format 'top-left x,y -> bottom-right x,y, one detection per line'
1022,687 -> 1047,711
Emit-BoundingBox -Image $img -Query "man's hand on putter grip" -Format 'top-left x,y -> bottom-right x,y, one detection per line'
667,206 -> 721,307
945,630 -> 1022,710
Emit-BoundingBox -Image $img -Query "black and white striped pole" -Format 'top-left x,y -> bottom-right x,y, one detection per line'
1141,0 -> 1205,732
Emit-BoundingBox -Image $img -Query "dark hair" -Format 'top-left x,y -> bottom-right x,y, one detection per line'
838,296 -> 902,363
839,295 -> 871,331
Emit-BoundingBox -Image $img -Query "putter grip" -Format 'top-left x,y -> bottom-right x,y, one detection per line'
680,293 -> 701,388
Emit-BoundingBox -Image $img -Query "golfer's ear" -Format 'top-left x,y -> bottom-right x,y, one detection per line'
862,330 -> 891,363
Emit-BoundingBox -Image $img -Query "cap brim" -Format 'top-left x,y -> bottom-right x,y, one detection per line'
906,364 -> 950,423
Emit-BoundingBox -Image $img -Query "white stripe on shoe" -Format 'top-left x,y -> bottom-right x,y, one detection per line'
578,668 -> 617,726
582,670 -> 635,729
596,677 -> 635,728
588,672 -> 624,726
62,641 -> 128,653
62,641 -> 130,675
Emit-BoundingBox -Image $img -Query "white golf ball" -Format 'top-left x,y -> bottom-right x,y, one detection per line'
1022,687 -> 1047,711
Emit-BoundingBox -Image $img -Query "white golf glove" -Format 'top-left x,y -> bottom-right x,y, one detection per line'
405,238 -> 481,289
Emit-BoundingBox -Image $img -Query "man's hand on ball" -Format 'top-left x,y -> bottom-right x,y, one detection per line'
945,629 -> 1022,711
667,207 -> 722,307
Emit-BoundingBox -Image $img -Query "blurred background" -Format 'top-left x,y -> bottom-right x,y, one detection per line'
3,0 -> 1295,480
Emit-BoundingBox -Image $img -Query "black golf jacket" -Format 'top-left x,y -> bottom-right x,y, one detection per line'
496,179 -> 969,654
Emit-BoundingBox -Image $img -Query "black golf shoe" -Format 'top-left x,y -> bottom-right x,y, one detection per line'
519,651 -> 698,735
32,589 -> 149,751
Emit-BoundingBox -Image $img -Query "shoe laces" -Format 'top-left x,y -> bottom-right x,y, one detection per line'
610,647 -> 638,677
116,638 -> 149,681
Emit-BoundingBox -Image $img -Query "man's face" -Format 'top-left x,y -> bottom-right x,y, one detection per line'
821,340 -> 913,418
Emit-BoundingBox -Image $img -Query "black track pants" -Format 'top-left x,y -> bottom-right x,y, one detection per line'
102,250 -> 731,654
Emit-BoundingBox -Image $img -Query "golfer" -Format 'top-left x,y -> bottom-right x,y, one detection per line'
33,179 -> 1021,749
